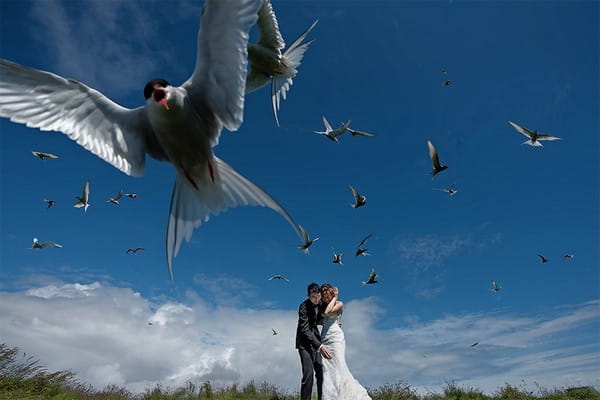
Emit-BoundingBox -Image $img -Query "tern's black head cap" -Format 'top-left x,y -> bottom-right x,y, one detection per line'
144,78 -> 170,100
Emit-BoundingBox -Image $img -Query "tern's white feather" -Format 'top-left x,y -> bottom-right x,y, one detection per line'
166,156 -> 302,283
0,60 -> 161,176
183,0 -> 260,132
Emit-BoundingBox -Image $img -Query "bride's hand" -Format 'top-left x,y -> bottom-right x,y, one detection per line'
320,345 -> 333,359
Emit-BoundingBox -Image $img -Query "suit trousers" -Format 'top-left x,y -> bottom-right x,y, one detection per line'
299,348 -> 323,400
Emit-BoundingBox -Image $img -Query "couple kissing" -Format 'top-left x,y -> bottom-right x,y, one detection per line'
295,282 -> 371,400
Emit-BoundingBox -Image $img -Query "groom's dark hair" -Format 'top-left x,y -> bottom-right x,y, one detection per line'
307,282 -> 320,296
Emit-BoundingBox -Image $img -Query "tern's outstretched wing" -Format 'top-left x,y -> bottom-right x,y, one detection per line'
427,140 -> 442,169
508,121 -> 533,139
257,0 -> 285,50
0,59 -> 164,176
358,234 -> 373,247
536,134 -> 562,141
183,0 -> 261,134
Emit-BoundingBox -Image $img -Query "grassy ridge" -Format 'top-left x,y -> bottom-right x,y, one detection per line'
1,344 -> 598,400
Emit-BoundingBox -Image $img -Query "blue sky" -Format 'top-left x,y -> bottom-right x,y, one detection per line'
0,0 -> 598,394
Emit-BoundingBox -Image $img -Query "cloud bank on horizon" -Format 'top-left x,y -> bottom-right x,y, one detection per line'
0,280 -> 598,394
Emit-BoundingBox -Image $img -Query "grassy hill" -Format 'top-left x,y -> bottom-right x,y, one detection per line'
1,343 -> 597,400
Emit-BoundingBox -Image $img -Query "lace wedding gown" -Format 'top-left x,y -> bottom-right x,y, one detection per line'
321,311 -> 371,400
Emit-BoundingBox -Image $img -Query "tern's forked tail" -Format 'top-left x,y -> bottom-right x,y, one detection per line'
166,156 -> 303,283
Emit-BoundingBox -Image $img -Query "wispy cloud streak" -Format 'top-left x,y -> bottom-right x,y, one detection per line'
27,0 -> 197,96
390,232 -> 503,298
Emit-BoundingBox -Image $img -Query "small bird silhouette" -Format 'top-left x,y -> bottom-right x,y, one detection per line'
107,189 -> 123,205
508,121 -> 562,147
563,254 -> 574,259
268,275 -> 289,282
43,199 -> 56,208
491,281 -> 501,293
470,342 -> 479,347
427,140 -> 448,178
126,247 -> 144,254
31,237 -> 62,249
73,180 -> 90,212
362,267 -> 378,285
32,151 -> 59,160
349,185 -> 367,208
272,328 -> 278,335
314,116 -> 350,143
297,225 -> 318,254
434,183 -> 458,196
538,254 -> 549,263
443,79 -> 451,86
124,193 -> 137,199
332,247 -> 343,265
355,234 -> 373,257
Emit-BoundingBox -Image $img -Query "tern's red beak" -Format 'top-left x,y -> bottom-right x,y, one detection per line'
158,97 -> 170,110
153,88 -> 169,110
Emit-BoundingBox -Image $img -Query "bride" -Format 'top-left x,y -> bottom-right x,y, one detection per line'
319,283 -> 371,400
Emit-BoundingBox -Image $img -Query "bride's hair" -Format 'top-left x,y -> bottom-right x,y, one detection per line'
320,283 -> 335,304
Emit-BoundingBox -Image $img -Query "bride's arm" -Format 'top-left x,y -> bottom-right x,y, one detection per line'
324,288 -> 344,315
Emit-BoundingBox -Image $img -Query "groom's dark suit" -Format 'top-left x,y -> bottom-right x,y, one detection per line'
296,298 -> 323,400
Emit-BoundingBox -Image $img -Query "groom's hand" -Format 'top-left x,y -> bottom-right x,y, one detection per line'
320,345 -> 332,359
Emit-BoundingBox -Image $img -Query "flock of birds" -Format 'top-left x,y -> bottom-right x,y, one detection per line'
1,0 -> 571,295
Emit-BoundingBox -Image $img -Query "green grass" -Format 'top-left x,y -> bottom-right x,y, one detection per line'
1,344 -> 598,400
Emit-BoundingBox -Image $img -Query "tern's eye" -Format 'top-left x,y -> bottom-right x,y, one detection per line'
153,89 -> 166,102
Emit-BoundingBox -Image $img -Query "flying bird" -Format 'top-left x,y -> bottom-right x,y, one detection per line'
268,275 -> 289,282
349,185 -> 366,208
347,127 -> 376,137
470,342 -> 479,348
314,116 -> 350,142
73,180 -> 90,212
32,151 -> 59,160
434,183 -> 458,196
124,193 -> 137,199
332,247 -> 343,265
297,225 -> 318,254
246,0 -> 318,126
355,234 -> 373,257
538,254 -> 549,263
563,254 -> 574,259
508,121 -> 562,147
362,267 -> 378,285
43,199 -> 56,208
491,281 -> 501,293
31,237 -> 62,249
427,140 -> 448,178
126,247 -> 145,254
272,328 -> 278,335
0,0 -> 304,283
443,79 -> 451,86
107,189 -> 123,205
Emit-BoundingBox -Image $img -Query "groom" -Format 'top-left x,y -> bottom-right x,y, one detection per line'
295,282 -> 332,400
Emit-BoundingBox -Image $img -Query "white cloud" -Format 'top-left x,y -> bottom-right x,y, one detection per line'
0,282 -> 598,395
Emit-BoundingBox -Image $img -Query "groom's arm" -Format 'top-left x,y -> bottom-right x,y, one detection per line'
298,302 -> 321,349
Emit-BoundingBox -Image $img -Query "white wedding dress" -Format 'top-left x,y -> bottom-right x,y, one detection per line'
321,310 -> 371,400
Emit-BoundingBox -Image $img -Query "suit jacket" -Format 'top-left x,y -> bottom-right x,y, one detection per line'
295,298 -> 323,356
